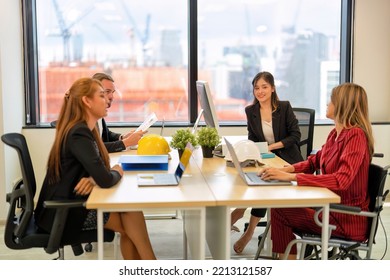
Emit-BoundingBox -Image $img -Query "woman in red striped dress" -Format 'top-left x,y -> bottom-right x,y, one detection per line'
259,83 -> 374,259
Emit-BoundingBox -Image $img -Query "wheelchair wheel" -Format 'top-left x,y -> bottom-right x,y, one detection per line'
335,250 -> 360,260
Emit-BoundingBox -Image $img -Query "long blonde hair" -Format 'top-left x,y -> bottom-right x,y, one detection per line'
47,77 -> 110,183
331,83 -> 374,156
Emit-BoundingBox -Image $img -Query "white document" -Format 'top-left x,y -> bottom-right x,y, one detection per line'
255,142 -> 269,154
135,112 -> 158,132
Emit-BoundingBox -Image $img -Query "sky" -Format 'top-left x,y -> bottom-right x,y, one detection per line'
36,0 -> 341,65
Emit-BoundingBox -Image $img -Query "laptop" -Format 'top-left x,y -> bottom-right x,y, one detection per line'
137,143 -> 194,186
224,138 -> 292,186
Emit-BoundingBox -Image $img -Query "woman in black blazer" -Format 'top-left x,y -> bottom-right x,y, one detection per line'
34,77 -> 156,259
232,71 -> 303,254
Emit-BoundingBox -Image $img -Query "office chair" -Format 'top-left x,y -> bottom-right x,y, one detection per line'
281,162 -> 390,260
292,107 -> 315,159
1,132 -> 115,259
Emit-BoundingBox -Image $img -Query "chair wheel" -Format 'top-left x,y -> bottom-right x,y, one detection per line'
84,243 -> 93,252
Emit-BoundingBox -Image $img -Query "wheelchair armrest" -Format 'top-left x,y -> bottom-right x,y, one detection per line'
43,199 -> 86,254
327,203 -> 378,219
313,204 -> 362,220
372,153 -> 384,158
330,203 -> 361,213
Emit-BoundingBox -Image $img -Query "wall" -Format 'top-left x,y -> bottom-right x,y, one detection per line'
1,0 -> 390,220
353,0 -> 390,121
0,0 -> 24,221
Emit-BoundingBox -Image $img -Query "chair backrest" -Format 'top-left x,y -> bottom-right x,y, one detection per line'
1,133 -> 41,248
292,107 -> 315,159
1,133 -> 37,196
367,163 -> 389,212
366,163 -> 389,245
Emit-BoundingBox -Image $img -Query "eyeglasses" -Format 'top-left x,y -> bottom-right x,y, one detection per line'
104,89 -> 116,95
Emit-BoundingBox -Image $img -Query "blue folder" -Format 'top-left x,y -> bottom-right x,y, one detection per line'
119,155 -> 169,171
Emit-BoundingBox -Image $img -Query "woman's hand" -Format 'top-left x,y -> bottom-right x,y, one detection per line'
258,165 -> 296,182
74,177 -> 96,196
112,164 -> 124,177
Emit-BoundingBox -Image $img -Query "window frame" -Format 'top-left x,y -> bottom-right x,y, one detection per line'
22,0 -> 354,126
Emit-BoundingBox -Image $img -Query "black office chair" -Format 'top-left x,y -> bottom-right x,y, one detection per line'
282,162 -> 390,260
1,132 -> 115,259
292,107 -> 315,159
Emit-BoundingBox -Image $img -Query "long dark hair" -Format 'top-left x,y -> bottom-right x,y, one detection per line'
251,71 -> 279,112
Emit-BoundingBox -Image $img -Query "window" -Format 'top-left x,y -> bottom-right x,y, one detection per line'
35,0 -> 188,123
198,0 -> 343,122
24,0 -> 351,125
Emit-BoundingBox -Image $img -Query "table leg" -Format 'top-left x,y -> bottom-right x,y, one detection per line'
206,206 -> 230,259
321,204 -> 330,260
182,208 -> 205,259
182,211 -> 188,259
97,209 -> 103,260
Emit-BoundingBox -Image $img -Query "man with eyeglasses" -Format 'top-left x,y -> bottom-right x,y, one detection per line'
93,72 -> 145,153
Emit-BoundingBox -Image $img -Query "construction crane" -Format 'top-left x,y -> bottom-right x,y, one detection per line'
50,0 -> 95,63
119,0 -> 151,66
93,23 -> 116,44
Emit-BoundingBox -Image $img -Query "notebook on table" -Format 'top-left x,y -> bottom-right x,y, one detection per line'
137,143 -> 194,186
224,138 -> 292,186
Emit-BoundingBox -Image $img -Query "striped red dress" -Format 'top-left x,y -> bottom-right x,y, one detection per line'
271,127 -> 371,254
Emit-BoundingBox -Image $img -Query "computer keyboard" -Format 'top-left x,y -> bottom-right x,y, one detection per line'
153,174 -> 178,184
246,172 -> 261,182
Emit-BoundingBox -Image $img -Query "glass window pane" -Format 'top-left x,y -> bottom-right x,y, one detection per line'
198,0 -> 341,121
36,0 -> 188,123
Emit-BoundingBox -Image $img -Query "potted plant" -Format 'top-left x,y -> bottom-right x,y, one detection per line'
170,128 -> 198,158
196,126 -> 221,158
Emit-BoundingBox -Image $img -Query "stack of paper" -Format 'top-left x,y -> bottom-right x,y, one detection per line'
135,112 -> 158,132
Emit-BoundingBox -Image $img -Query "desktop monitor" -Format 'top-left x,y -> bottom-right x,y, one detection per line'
196,80 -> 221,135
191,108 -> 203,134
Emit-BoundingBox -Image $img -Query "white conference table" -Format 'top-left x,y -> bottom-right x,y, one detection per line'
87,144 -> 340,260
86,149 -> 216,260
191,147 -> 340,260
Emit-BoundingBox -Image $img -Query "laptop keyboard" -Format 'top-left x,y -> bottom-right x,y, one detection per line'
153,174 -> 178,184
245,172 -> 261,183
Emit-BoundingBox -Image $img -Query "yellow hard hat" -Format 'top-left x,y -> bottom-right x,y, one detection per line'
137,134 -> 171,155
